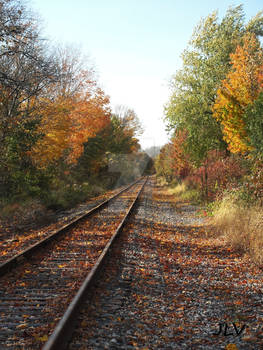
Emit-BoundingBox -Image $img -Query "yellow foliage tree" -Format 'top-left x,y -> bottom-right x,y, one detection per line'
213,33 -> 263,153
29,96 -> 72,166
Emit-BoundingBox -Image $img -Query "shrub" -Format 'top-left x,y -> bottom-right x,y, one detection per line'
185,151 -> 246,200
245,159 -> 263,205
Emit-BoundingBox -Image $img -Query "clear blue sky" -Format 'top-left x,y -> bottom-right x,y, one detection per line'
31,0 -> 263,149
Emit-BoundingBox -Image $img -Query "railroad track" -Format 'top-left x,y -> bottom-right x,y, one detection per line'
65,177 -> 161,350
0,177 -> 144,276
0,177 -> 147,349
0,182 -> 142,267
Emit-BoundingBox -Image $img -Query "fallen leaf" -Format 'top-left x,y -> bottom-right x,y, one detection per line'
225,344 -> 238,350
35,334 -> 49,342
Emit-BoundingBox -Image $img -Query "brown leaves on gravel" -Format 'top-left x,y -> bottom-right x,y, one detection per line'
133,186 -> 263,349
68,180 -> 263,349
0,183 -> 143,349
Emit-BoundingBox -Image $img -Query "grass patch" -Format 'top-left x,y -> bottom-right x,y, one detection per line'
211,193 -> 263,265
42,182 -> 105,211
167,182 -> 186,196
167,182 -> 202,204
180,188 -> 201,203
156,176 -> 169,187
0,181 -> 105,224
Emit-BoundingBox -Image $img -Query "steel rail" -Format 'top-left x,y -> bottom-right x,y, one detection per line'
0,177 -> 144,277
42,176 -> 148,350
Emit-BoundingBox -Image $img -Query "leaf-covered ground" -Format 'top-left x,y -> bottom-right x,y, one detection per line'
68,177 -> 263,350
0,182 -> 143,349
0,186 -> 124,265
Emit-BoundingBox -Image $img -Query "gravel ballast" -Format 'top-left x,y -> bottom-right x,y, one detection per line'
68,177 -> 263,350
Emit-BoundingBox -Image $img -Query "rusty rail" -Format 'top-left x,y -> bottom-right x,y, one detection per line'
42,177 -> 148,350
0,177 -> 144,277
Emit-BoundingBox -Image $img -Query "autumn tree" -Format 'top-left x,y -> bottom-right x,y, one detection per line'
106,106 -> 142,154
71,105 -> 143,189
0,2 -> 112,200
165,5 -> 263,165
0,0 -> 59,196
29,50 -> 111,168
155,143 -> 174,181
0,0 -> 58,137
0,0 -> 145,214
213,33 -> 263,154
170,129 -> 192,180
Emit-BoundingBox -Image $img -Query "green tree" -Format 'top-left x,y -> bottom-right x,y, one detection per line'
107,106 -> 142,154
243,92 -> 263,155
73,106 -> 143,188
155,143 -> 174,181
165,5 -> 263,165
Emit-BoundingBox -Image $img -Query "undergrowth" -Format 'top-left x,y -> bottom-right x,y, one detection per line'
0,173 -> 133,226
211,192 -> 263,265
0,180 -> 106,224
167,181 -> 202,204
163,176 -> 263,266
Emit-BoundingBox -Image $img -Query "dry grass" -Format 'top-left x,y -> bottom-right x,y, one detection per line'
212,195 -> 263,265
167,182 -> 187,196
156,177 -> 168,187
168,182 -> 201,204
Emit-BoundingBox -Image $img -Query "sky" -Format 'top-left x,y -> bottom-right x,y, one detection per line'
31,0 -> 263,150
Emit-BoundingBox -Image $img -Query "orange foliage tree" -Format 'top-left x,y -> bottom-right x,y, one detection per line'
30,70 -> 111,167
170,130 -> 192,179
213,33 -> 263,154
67,85 -> 111,164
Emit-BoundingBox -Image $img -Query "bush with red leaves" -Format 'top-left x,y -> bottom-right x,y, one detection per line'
185,151 -> 246,200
